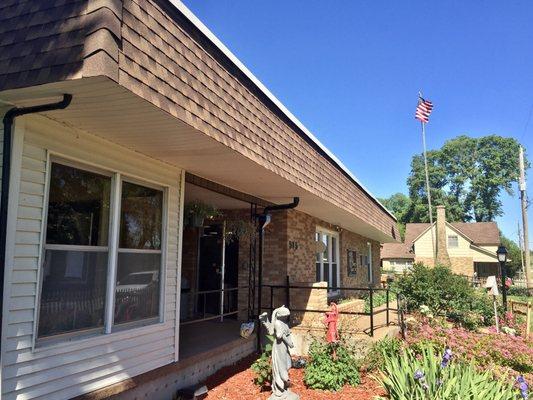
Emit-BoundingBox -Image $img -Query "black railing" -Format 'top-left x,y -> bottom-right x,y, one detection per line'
180,285 -> 249,326
260,278 -> 403,338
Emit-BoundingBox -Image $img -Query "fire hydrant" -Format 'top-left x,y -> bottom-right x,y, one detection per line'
324,302 -> 339,359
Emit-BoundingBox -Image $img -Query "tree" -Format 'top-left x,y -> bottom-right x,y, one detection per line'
500,235 -> 523,278
407,135 -> 526,222
378,193 -> 410,239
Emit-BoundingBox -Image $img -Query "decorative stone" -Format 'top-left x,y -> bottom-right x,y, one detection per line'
259,306 -> 300,400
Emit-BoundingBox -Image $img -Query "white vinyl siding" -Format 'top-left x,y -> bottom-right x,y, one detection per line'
2,116 -> 182,400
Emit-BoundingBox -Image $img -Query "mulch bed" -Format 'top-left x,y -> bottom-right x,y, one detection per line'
204,355 -> 387,399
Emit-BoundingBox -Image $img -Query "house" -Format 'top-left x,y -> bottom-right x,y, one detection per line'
0,1 -> 398,399
381,205 -> 501,277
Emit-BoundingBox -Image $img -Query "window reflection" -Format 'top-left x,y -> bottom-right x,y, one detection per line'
38,250 -> 108,337
46,163 -> 110,246
120,182 -> 163,250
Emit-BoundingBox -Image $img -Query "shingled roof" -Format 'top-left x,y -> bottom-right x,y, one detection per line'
404,221 -> 501,246
381,243 -> 415,259
381,221 -> 500,260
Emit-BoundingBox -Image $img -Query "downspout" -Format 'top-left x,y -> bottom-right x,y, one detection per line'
256,197 -> 299,352
0,94 -> 72,353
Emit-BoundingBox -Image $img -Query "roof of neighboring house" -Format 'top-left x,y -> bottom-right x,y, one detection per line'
403,221 -> 500,246
381,220 -> 500,260
381,243 -> 415,259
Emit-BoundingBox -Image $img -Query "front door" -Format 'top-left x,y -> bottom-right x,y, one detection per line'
197,223 -> 224,316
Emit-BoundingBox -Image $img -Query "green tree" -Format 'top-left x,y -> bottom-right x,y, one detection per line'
378,193 -> 410,239
500,235 -> 523,278
407,135 -> 526,222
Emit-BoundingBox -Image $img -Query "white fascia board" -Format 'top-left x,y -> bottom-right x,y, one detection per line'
168,0 -> 396,222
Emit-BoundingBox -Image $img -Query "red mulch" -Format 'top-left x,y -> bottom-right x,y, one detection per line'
204,355 -> 387,399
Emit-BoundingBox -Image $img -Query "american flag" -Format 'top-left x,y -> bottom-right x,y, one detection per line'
415,97 -> 433,123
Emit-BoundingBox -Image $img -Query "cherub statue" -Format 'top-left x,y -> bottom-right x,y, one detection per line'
324,302 -> 339,359
259,306 -> 300,400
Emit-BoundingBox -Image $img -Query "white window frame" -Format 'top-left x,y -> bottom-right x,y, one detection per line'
34,156 -> 168,347
315,227 -> 341,296
448,235 -> 459,248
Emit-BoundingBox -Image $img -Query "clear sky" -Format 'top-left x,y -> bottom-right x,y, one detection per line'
182,0 -> 533,244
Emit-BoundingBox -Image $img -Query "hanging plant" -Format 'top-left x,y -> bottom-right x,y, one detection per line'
184,201 -> 221,228
225,218 -> 256,243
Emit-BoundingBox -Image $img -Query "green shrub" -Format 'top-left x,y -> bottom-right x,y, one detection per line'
251,342 -> 272,387
362,290 -> 397,312
304,341 -> 360,391
376,344 -> 519,400
361,336 -> 402,372
395,263 -> 496,328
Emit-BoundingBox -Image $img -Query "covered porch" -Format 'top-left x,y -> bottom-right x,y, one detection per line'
178,176 -> 263,359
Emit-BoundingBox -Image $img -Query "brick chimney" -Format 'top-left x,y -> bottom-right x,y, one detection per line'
435,205 -> 451,266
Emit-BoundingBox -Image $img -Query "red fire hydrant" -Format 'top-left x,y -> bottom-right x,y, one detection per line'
324,302 -> 339,359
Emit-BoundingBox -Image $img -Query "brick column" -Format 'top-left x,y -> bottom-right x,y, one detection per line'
436,205 -> 451,266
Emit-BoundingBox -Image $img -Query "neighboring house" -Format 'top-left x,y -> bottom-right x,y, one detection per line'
0,1 -> 398,399
382,206 -> 501,277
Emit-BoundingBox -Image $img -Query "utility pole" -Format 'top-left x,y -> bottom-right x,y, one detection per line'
519,146 -> 531,289
518,221 -> 525,278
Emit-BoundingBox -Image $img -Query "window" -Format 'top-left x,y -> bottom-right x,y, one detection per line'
389,260 -> 413,273
315,228 -> 340,295
366,243 -> 373,283
38,161 -> 165,340
448,235 -> 459,248
115,182 -> 163,325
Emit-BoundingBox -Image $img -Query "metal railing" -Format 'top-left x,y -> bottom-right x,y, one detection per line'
260,278 -> 402,337
180,285 -> 248,326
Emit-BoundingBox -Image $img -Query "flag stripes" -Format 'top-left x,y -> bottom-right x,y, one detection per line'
415,97 -> 433,123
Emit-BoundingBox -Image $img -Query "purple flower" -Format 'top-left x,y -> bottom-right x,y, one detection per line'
414,370 -> 425,380
440,347 -> 452,368
517,375 -> 529,400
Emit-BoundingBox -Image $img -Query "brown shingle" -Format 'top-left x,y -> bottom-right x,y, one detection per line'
450,222 -> 500,245
404,221 -> 500,246
381,243 -> 414,259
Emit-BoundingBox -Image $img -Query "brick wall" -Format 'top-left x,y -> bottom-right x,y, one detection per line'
450,257 -> 474,276
415,256 -> 474,276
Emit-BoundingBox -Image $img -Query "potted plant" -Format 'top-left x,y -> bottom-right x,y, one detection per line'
184,201 -> 220,228
225,218 -> 256,243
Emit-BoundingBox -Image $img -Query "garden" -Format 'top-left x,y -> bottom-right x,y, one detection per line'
200,264 -> 532,399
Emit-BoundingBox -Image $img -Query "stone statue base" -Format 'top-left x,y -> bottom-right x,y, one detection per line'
268,388 -> 300,400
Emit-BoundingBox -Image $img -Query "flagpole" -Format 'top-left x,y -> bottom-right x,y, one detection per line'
421,115 -> 436,263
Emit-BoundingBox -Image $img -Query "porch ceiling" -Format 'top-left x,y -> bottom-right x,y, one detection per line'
0,77 -> 397,243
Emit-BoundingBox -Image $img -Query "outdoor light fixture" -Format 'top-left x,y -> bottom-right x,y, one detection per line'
496,245 -> 508,263
496,245 -> 508,310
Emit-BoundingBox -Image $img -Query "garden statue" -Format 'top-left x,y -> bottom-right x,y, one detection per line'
259,306 -> 300,400
324,302 -> 339,359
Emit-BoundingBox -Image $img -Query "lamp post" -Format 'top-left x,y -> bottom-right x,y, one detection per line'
497,245 -> 508,311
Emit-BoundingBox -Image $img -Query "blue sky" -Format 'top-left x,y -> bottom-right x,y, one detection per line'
182,1 -> 533,244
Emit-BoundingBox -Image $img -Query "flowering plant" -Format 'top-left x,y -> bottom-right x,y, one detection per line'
376,344 -> 519,399
405,316 -> 533,382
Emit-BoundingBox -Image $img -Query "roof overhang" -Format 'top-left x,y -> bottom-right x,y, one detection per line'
0,77 -> 398,243
161,0 -> 395,222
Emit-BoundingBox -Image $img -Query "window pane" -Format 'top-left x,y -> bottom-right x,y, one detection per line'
38,250 -> 108,337
46,163 -> 111,246
114,252 -> 161,324
120,182 -> 163,250
315,262 -> 321,281
331,263 -> 337,289
315,232 -> 321,262
323,264 -> 329,285
322,234 -> 329,262
331,237 -> 337,262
